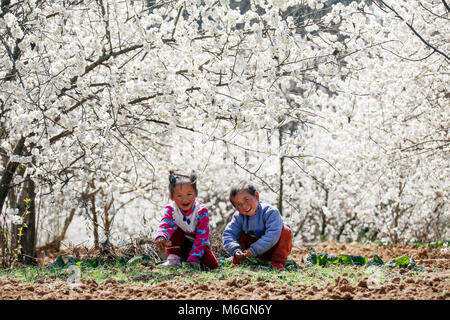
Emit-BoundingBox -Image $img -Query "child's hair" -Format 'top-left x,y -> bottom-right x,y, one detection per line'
168,170 -> 198,197
229,180 -> 257,202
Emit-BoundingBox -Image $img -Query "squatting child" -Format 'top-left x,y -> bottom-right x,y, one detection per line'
222,181 -> 292,269
154,171 -> 219,269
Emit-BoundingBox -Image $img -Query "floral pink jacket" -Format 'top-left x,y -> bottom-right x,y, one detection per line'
155,201 -> 211,263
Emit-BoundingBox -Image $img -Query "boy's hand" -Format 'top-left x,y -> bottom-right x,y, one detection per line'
234,249 -> 247,261
234,249 -> 255,261
244,249 -> 255,259
155,237 -> 171,252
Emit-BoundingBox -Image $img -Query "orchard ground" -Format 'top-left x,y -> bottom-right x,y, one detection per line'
0,241 -> 448,300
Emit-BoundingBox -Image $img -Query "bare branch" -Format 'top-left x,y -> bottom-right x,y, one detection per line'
442,0 -> 450,13
376,0 -> 449,60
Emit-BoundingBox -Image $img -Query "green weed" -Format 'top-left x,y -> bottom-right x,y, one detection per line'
0,248 -> 431,289
0,261 -> 420,293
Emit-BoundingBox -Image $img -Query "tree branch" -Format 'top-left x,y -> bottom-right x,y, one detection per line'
442,0 -> 450,13
376,0 -> 449,60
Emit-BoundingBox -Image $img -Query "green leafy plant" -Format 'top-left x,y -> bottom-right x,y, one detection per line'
245,257 -> 272,269
305,247 -> 424,271
410,240 -> 449,248
284,259 -> 300,270
217,256 -> 233,268
46,255 -> 78,269
385,256 -> 418,269
306,248 -> 368,267
367,254 -> 384,266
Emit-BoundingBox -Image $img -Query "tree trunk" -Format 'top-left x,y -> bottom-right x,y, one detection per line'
59,208 -> 76,247
21,178 -> 37,265
91,193 -> 99,250
39,208 -> 76,253
320,189 -> 329,239
103,198 -> 114,242
0,136 -> 26,215
278,127 -> 284,216
337,213 -> 357,242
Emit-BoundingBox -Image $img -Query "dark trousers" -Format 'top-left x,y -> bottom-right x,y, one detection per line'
167,228 -> 219,270
232,225 -> 292,267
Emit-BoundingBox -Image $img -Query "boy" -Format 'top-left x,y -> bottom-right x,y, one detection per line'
222,181 -> 292,269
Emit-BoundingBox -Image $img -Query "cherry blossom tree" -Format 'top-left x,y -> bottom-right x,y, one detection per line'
0,0 -> 333,260
283,0 -> 449,243
1,0 -> 448,265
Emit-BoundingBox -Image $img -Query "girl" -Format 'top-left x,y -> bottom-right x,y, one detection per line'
154,171 -> 219,269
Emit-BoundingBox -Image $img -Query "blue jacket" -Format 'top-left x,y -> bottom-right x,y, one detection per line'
222,201 -> 289,257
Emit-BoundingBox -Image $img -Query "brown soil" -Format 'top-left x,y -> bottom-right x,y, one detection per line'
1,241 -> 449,300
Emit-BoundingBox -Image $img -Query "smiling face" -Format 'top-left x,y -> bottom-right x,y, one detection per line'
170,183 -> 197,212
230,189 -> 260,217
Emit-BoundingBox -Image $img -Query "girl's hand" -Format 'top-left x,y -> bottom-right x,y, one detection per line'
155,237 -> 171,252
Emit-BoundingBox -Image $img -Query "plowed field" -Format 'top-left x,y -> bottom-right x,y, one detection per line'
1,241 -> 448,300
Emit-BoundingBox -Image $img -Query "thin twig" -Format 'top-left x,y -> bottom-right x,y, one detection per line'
376,0 -> 449,60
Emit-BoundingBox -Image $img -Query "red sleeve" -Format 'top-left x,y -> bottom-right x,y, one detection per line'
155,205 -> 178,241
